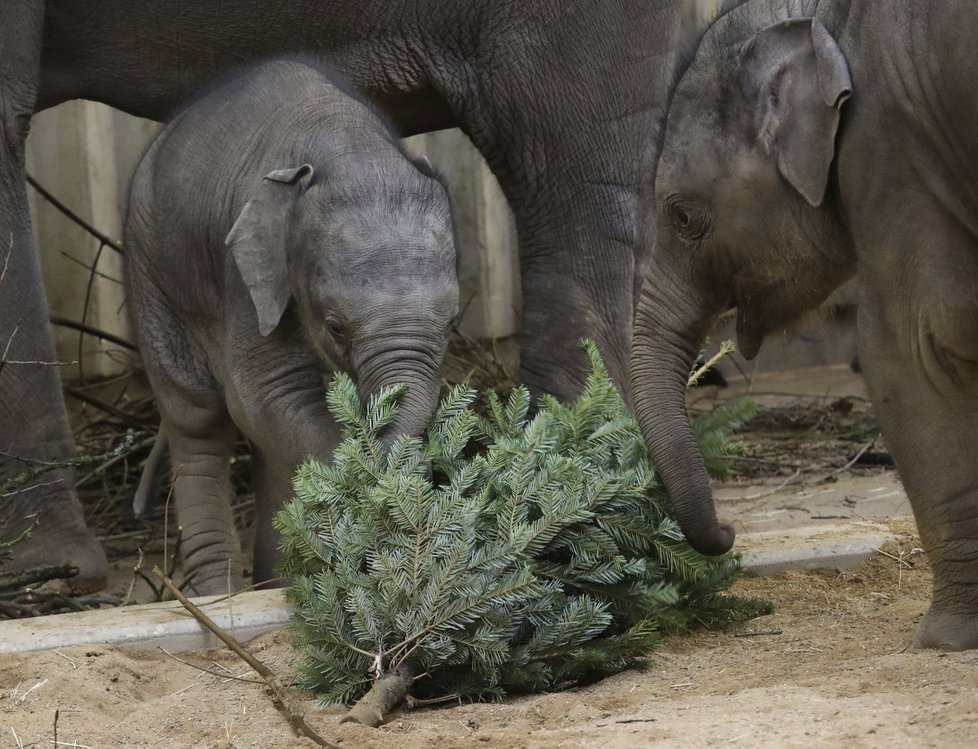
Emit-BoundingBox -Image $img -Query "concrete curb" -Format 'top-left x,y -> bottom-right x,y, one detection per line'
0,588 -> 291,656
739,522 -> 896,576
0,523 -> 897,656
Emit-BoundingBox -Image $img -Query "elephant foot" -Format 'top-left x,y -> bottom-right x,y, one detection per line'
913,604 -> 978,651
1,510 -> 108,593
181,559 -> 245,597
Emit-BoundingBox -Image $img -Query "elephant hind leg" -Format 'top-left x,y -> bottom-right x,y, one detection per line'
145,347 -> 244,594
858,277 -> 978,650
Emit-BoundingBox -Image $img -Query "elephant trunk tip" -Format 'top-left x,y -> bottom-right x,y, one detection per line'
684,521 -> 736,557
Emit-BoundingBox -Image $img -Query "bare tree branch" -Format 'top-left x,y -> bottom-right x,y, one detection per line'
26,174 -> 124,254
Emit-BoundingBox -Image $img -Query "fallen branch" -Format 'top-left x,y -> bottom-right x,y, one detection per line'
0,436 -> 141,495
153,568 -> 340,749
0,564 -> 78,592
0,600 -> 40,618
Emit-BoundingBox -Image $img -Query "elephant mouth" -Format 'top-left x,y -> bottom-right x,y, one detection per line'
733,288 -> 769,361
735,318 -> 765,361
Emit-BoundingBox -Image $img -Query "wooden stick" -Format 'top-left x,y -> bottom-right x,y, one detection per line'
153,568 -> 340,748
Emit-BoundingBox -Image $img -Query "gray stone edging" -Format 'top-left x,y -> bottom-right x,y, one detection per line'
0,522 -> 897,656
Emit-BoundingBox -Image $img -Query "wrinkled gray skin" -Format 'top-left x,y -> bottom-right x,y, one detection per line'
124,59 -> 458,594
125,60 -> 458,594
1,1 -> 710,591
632,0 -> 978,649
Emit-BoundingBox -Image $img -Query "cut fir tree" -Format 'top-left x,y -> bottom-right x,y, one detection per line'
275,341 -> 771,727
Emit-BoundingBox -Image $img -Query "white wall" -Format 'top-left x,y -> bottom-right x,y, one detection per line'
27,103 -> 158,379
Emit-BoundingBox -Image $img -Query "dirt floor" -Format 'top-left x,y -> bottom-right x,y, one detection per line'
5,363 -> 977,748
5,519 -> 978,749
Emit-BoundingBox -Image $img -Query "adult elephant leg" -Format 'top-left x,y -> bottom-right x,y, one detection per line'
509,192 -> 639,401
472,124 -> 649,404
0,1 -> 107,590
858,273 -> 978,651
460,1 -> 679,402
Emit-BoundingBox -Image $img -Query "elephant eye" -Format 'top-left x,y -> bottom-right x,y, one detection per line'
666,197 -> 710,244
325,316 -> 349,346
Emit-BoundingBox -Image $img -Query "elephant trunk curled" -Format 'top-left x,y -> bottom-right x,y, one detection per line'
355,342 -> 444,447
629,266 -> 734,556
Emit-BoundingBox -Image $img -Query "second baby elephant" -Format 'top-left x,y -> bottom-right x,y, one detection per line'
125,59 -> 459,594
631,1 -> 978,648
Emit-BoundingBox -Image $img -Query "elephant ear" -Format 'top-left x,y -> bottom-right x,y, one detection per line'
225,164 -> 314,336
741,17 -> 852,207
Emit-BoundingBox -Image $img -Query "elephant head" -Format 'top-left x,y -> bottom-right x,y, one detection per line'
227,157 -> 458,443
631,14 -> 857,555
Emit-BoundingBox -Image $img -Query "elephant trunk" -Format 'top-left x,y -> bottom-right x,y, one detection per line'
630,265 -> 734,556
355,343 -> 443,448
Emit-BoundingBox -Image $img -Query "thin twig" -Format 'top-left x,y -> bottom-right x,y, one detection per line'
49,316 -> 137,351
58,251 -> 124,286
65,387 -> 151,428
76,435 -> 155,488
722,469 -> 801,501
733,628 -> 783,638
0,234 -> 11,287
26,174 -> 124,253
153,568 -> 340,748
158,647 -> 264,684
687,340 -> 736,389
0,437 -> 141,495
816,438 -> 876,482
874,547 -> 916,570
1,477 -> 66,499
404,693 -> 461,709
15,678 -> 47,704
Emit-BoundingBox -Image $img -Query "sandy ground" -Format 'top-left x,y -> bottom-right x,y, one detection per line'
5,364 -> 971,747
4,518 -> 977,749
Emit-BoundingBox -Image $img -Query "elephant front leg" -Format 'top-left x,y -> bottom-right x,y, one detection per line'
224,349 -> 342,589
481,156 -> 647,401
248,447 -> 295,589
165,424 -> 244,596
859,286 -> 978,651
461,16 -> 663,402
515,220 -> 637,402
0,2 -> 107,591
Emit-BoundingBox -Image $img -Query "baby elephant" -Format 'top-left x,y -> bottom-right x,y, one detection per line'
125,59 -> 459,594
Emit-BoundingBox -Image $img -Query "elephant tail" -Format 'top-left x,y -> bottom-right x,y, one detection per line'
132,427 -> 170,518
